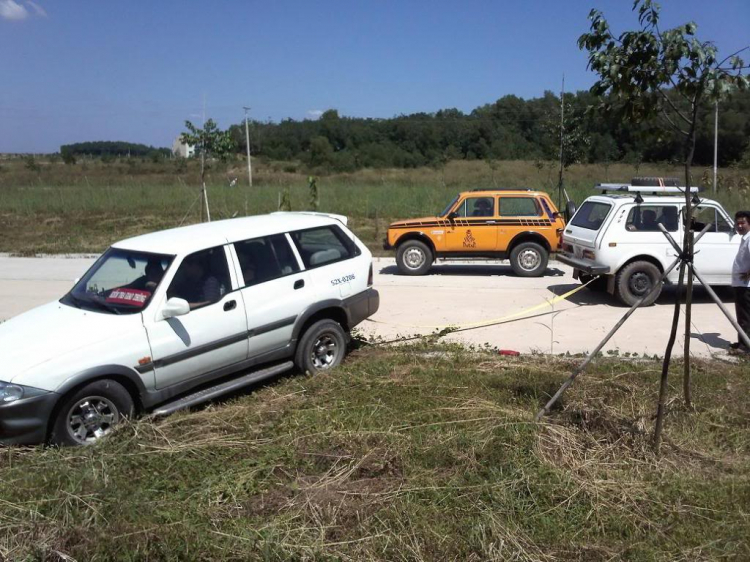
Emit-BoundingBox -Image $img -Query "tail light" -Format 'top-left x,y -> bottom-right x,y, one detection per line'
368,263 -> 373,286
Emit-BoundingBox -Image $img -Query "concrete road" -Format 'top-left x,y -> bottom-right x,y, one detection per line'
0,254 -> 739,358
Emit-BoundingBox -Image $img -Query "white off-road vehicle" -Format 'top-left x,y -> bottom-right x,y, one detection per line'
558,179 -> 740,306
0,213 -> 379,446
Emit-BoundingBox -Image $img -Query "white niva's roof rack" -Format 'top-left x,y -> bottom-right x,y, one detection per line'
594,183 -> 700,195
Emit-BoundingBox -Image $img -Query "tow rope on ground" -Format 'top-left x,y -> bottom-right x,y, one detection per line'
366,277 -> 596,332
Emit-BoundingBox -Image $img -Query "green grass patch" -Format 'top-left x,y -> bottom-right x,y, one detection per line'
1,159 -> 748,255
1,344 -> 749,560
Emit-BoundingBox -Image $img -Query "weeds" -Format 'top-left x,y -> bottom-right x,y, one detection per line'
0,345 -> 748,560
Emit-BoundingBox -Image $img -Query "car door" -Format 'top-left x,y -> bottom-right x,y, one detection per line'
290,223 -> 363,300
690,205 -> 740,283
232,233 -> 311,358
445,196 -> 498,251
145,245 -> 249,390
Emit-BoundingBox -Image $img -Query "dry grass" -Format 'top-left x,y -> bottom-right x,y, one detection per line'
0,344 -> 748,560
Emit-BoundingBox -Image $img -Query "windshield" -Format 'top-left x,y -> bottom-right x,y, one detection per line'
61,248 -> 173,315
440,195 -> 460,217
570,201 -> 613,231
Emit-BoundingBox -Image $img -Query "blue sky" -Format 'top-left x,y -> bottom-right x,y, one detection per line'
1,0 -> 748,153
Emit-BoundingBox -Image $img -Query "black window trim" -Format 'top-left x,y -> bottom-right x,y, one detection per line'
290,224 -> 361,271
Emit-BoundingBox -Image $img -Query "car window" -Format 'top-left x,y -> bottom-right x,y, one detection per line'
688,206 -> 733,233
626,205 -> 678,232
167,247 -> 230,310
291,225 -> 359,269
499,197 -> 540,217
234,234 -> 300,287
570,201 -> 612,231
456,197 -> 494,218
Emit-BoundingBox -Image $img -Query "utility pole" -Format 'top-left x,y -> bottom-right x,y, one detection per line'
243,106 -> 253,188
557,74 -> 565,211
713,101 -> 718,193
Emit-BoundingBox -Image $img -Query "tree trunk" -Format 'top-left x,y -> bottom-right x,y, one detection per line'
654,261 -> 686,453
681,102 -> 699,406
683,231 -> 694,409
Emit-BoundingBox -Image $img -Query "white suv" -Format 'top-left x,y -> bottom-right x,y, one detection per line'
0,213 -> 379,446
558,181 -> 740,306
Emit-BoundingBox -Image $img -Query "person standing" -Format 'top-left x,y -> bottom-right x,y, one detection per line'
731,210 -> 750,353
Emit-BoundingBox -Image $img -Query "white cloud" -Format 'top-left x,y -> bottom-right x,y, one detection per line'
26,0 -> 46,17
0,0 -> 28,20
307,110 -> 323,119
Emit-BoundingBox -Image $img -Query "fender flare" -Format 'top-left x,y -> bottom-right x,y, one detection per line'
291,300 -> 349,342
55,364 -> 147,399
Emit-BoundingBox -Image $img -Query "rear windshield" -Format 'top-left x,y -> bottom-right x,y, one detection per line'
570,201 -> 612,231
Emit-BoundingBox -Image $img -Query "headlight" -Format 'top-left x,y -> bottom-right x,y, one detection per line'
0,381 -> 47,404
0,382 -> 25,403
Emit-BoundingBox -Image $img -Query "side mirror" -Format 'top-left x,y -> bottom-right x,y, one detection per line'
162,297 -> 190,319
447,211 -> 458,220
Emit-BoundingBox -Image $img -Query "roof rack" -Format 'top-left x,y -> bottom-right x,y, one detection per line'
595,183 -> 700,195
470,187 -> 532,192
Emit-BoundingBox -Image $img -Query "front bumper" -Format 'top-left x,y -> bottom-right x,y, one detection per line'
382,237 -> 392,251
557,253 -> 611,275
0,391 -> 58,446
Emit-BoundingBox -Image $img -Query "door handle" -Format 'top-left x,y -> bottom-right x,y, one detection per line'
294,280 -> 305,290
223,300 -> 237,311
487,220 -> 497,224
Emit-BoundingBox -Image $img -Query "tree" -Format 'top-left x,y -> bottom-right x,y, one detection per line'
579,0 -> 748,451
180,119 -> 235,222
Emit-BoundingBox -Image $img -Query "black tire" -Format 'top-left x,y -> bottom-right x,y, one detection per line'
615,261 -> 662,306
50,379 -> 133,446
631,176 -> 680,187
510,242 -> 548,277
396,240 -> 433,276
579,273 -> 607,292
295,319 -> 347,375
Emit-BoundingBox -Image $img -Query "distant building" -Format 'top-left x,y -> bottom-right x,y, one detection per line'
172,137 -> 195,158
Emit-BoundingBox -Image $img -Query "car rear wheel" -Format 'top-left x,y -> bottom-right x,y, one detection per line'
396,240 -> 433,275
615,261 -> 662,306
295,319 -> 347,375
510,242 -> 548,277
50,379 -> 133,446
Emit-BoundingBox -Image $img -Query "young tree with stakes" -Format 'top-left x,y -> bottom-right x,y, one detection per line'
538,0 -> 748,453
181,119 -> 235,222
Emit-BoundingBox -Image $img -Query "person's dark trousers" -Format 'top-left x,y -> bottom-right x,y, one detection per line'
734,287 -> 750,349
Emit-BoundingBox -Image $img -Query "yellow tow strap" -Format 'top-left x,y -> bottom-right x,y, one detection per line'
367,277 -> 596,331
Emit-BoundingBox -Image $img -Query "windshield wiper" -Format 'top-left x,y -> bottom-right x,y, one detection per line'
84,298 -> 122,315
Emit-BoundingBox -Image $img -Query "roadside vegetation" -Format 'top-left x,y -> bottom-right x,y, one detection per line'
1,343 -> 748,560
1,158 -> 748,256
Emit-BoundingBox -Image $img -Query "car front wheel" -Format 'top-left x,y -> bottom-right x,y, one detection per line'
510,242 -> 548,277
396,240 -> 433,275
295,319 -> 348,375
615,261 -> 662,306
50,379 -> 134,446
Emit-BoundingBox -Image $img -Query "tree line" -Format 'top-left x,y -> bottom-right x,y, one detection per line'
225,90 -> 749,172
60,141 -> 170,163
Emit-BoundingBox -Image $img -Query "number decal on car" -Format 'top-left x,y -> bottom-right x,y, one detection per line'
331,274 -> 355,286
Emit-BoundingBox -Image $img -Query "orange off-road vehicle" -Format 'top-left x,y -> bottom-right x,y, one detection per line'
384,189 -> 569,276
